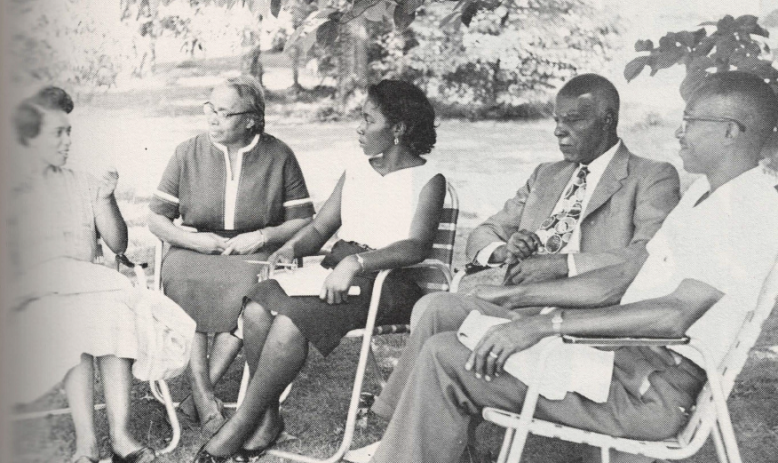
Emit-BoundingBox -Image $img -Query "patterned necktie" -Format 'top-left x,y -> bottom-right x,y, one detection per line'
536,165 -> 589,254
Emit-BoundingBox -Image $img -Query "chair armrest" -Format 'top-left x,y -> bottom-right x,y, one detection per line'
561,334 -> 690,347
115,253 -> 148,269
451,263 -> 493,293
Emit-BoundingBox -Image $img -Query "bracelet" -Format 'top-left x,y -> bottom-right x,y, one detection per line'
256,230 -> 266,248
355,253 -> 366,272
551,310 -> 564,335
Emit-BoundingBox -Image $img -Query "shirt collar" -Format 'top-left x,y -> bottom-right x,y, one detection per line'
210,134 -> 260,156
580,139 -> 621,178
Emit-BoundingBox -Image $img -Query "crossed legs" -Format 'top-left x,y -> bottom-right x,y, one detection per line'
64,353 -> 146,461
203,300 -> 308,456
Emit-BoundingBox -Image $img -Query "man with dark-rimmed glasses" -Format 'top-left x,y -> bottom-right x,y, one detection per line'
368,71 -> 778,463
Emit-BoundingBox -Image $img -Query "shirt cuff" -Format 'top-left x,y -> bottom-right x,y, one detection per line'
475,242 -> 506,267
567,253 -> 578,277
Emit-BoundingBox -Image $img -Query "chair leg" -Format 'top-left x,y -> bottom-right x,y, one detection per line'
367,342 -> 386,389
600,446 -> 610,463
495,428 -> 515,463
152,380 -> 180,455
711,422 -> 730,463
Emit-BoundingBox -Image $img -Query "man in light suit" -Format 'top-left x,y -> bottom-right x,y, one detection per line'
409,74 -> 680,329
468,73 -> 679,284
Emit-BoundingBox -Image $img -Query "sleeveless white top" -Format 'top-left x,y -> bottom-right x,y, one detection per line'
338,157 -> 440,250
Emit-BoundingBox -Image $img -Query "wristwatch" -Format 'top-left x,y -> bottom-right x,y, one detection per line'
551,310 -> 564,335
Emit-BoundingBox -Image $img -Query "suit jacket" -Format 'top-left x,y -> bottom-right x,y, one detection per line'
466,143 -> 680,275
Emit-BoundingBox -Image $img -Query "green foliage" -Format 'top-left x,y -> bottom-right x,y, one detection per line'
624,14 -> 778,100
10,0 -> 134,88
371,2 -> 618,114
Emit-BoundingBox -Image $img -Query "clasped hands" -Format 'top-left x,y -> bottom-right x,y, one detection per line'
488,230 -> 568,286
188,230 -> 266,255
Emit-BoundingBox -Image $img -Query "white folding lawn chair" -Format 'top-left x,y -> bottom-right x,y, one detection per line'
481,258 -> 778,463
13,252 -> 181,456
258,181 -> 459,463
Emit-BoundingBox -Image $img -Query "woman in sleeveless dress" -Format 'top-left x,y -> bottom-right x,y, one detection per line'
193,80 -> 446,462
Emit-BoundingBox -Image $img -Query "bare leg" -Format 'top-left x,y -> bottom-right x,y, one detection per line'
208,332 -> 242,382
236,301 -> 281,449
63,354 -> 99,461
98,355 -> 145,457
180,332 -> 243,420
189,332 -> 224,429
204,314 -> 307,456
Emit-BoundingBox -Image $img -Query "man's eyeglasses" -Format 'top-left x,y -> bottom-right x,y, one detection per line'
681,116 -> 747,134
203,102 -> 253,119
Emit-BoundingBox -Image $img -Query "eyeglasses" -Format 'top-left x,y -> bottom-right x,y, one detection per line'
203,102 -> 253,119
681,116 -> 747,134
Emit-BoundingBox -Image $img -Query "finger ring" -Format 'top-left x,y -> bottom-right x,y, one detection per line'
489,352 -> 499,359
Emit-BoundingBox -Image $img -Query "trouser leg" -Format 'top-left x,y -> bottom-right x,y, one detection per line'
372,292 -> 509,419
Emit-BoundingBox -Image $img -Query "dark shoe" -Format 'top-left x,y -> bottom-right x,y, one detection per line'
111,447 -> 156,463
233,422 -> 285,462
191,445 -> 231,463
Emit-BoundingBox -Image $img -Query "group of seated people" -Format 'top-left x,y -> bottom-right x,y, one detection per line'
8,68 -> 778,463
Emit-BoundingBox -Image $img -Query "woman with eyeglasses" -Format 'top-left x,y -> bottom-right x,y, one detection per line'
147,76 -> 314,434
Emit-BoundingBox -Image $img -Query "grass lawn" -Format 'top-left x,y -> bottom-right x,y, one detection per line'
10,55 -> 778,462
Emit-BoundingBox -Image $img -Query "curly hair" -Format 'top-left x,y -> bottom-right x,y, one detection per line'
14,86 -> 74,146
223,75 -> 266,135
367,80 -> 437,156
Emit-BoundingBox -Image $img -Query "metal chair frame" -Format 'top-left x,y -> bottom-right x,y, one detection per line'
481,259 -> 778,463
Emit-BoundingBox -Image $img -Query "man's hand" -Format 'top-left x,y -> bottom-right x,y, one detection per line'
188,232 -> 229,254
488,230 -> 541,265
504,230 -> 542,264
466,285 -> 515,306
320,255 -> 360,305
222,230 -> 265,255
504,254 -> 568,285
465,317 -> 546,380
96,169 -> 119,199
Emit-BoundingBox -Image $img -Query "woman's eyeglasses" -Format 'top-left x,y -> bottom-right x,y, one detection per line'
203,102 -> 253,119
681,116 -> 747,134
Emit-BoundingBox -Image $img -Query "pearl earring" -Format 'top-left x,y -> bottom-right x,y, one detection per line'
394,136 -> 399,146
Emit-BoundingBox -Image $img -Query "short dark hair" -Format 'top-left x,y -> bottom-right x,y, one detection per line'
558,73 -> 620,126
223,76 -> 266,135
14,86 -> 74,146
367,80 -> 437,156
689,71 -> 778,142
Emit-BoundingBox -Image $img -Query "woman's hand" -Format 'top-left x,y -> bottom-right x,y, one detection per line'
269,246 -> 296,267
464,316 -> 546,381
320,256 -> 361,305
222,230 -> 266,255
96,169 -> 119,200
188,232 -> 229,254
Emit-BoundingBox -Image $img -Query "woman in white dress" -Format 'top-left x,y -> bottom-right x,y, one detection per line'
9,87 -> 156,463
193,80 -> 446,462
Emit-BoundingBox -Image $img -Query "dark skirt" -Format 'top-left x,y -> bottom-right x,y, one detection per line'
245,241 -> 425,356
162,246 -> 275,332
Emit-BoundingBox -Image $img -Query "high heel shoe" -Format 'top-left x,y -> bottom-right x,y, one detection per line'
190,444 -> 230,463
233,422 -> 285,463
